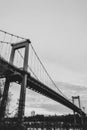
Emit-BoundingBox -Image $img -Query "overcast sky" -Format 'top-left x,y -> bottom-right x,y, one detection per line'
0,0 -> 87,115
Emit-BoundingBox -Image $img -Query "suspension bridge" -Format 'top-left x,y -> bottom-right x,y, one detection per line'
0,30 -> 86,129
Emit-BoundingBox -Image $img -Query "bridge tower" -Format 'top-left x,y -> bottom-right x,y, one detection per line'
72,96 -> 83,128
0,40 -> 30,125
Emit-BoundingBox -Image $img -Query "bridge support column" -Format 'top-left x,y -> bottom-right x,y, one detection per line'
0,77 -> 10,120
9,40 -> 30,122
18,74 -> 27,123
72,96 -> 84,130
9,40 -> 30,130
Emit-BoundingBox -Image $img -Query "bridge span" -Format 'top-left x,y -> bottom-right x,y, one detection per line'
0,56 -> 85,116
0,30 -> 86,129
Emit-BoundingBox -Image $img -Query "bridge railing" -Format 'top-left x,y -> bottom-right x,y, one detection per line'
0,30 -> 70,101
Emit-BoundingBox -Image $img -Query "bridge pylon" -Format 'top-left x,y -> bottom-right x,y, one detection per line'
72,96 -> 84,129
0,39 -> 30,126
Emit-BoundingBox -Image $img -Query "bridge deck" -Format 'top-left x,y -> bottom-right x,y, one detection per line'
0,57 -> 85,116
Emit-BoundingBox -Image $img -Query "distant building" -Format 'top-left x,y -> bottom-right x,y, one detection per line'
31,111 -> 35,116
